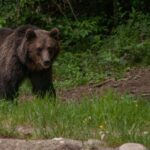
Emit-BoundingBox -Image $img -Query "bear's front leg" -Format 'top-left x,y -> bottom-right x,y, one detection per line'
29,69 -> 56,99
0,71 -> 23,101
0,81 -> 20,101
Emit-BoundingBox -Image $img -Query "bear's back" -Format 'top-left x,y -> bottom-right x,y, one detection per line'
0,28 -> 13,47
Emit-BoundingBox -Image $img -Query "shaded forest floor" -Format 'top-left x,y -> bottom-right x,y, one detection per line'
58,68 -> 150,101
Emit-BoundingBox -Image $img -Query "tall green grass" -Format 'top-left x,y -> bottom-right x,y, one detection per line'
0,91 -> 149,147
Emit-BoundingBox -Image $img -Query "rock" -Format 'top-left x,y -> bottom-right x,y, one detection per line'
119,143 -> 148,150
83,139 -> 116,150
52,138 -> 83,150
16,126 -> 34,137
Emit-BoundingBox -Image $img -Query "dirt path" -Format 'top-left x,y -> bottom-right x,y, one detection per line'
0,138 -> 117,150
58,68 -> 150,101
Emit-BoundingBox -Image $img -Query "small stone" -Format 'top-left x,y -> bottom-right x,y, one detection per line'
52,137 -> 63,141
119,143 -> 148,150
59,140 -> 65,144
16,126 -> 34,137
83,139 -> 114,150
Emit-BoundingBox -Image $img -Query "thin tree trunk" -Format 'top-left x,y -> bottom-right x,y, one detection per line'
113,0 -> 119,26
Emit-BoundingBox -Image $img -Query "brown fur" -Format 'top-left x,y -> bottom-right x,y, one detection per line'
0,25 -> 60,100
0,28 -> 13,47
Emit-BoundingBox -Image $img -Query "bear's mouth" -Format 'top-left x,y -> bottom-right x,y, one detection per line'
43,61 -> 50,68
27,60 -> 50,71
42,61 -> 50,69
43,64 -> 50,69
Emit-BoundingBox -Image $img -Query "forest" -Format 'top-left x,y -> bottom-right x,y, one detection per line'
0,0 -> 150,65
0,0 -> 150,149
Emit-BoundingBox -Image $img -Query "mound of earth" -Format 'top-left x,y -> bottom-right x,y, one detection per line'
58,68 -> 150,101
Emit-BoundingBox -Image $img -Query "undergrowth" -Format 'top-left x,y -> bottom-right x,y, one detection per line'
53,11 -> 150,89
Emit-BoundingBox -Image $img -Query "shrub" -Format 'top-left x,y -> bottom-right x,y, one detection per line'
102,11 -> 150,65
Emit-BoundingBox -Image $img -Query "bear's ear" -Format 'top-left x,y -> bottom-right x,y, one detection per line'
49,28 -> 60,40
26,29 -> 36,41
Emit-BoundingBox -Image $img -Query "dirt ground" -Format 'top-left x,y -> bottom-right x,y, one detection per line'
58,68 -> 150,101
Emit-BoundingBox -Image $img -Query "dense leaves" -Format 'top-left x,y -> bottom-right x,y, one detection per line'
0,0 -> 149,27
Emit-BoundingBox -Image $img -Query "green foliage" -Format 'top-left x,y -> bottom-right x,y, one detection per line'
53,49 -> 127,89
102,11 -> 150,65
0,0 -> 52,27
53,11 -> 150,89
131,0 -> 150,12
56,17 -> 106,51
0,17 -> 6,27
53,51 -> 106,89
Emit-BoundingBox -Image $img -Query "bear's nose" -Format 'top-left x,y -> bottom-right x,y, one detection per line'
44,60 -> 50,66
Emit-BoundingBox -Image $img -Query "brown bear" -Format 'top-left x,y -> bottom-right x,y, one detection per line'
0,28 -> 13,47
0,25 -> 60,100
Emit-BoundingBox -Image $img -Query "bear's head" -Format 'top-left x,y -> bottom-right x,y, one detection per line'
18,27 -> 60,71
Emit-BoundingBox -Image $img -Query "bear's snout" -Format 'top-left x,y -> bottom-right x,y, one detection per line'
41,50 -> 51,68
43,60 -> 50,66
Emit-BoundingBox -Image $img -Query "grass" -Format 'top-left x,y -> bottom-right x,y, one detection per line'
0,91 -> 149,147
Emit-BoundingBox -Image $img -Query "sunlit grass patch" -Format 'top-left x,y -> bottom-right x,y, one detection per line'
0,91 -> 149,147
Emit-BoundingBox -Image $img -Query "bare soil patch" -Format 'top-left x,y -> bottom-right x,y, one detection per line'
58,68 -> 150,101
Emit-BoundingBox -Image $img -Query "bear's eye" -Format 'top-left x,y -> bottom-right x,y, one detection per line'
37,48 -> 42,52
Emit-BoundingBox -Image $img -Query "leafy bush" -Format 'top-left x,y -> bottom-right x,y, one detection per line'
54,51 -> 105,89
0,0 -> 52,27
54,17 -> 107,51
102,11 -> 150,65
0,18 -> 6,27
